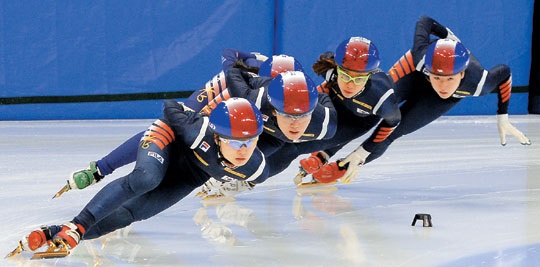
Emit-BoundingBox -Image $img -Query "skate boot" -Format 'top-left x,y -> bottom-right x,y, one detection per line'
53,161 -> 104,198
32,222 -> 86,259
5,225 -> 61,258
54,222 -> 86,249
295,151 -> 329,185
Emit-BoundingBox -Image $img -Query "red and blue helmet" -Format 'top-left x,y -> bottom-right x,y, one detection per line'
209,98 -> 263,139
424,39 -> 470,76
335,37 -> 380,72
258,54 -> 305,78
267,71 -> 318,115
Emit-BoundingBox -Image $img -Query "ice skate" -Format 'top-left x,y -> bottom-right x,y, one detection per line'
53,161 -> 104,198
297,176 -> 337,188
31,240 -> 71,259
5,241 -> 24,258
295,151 -> 330,185
5,226 -> 60,258
32,222 -> 85,259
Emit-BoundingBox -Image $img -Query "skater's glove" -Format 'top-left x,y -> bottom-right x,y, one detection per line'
196,178 -> 255,198
196,178 -> 225,198
313,162 -> 347,184
299,151 -> 329,174
445,27 -> 461,43
220,180 -> 255,197
496,114 -> 531,146
251,52 -> 269,63
242,52 -> 268,70
177,101 -> 194,113
339,146 -> 370,184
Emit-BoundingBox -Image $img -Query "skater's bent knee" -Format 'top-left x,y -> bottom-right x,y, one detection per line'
127,167 -> 163,194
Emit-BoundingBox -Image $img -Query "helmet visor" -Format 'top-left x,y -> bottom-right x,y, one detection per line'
219,136 -> 258,150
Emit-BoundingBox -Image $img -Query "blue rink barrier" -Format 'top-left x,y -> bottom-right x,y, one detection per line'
0,1 -> 534,119
0,93 -> 528,120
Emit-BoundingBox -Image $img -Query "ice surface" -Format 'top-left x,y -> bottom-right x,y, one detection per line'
1,115 -> 539,266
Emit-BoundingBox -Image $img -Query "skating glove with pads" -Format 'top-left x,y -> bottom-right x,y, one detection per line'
496,114 -> 531,146
445,27 -> 461,43
338,146 -> 370,184
197,178 -> 255,198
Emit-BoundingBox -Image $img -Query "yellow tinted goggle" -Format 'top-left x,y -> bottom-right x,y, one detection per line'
337,66 -> 371,85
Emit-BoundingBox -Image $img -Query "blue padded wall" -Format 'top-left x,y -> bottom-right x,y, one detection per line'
0,0 -> 533,119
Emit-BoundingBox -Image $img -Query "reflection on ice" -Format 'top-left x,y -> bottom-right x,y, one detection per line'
1,115 -> 539,266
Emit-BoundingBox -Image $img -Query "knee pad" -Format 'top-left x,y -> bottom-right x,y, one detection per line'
127,167 -> 163,194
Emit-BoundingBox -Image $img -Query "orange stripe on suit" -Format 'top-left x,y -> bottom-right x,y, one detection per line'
317,82 -> 330,94
141,120 -> 175,150
499,78 -> 512,103
388,51 -> 414,83
373,126 -> 396,142
204,74 -> 227,101
201,90 -> 231,115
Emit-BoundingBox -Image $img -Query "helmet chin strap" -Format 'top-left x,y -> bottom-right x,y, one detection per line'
351,86 -> 366,98
217,150 -> 236,168
215,136 -> 237,169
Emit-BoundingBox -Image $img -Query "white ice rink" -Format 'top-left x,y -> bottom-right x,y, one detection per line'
1,115 -> 540,267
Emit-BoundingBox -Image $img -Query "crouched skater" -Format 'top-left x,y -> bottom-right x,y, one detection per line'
7,97 -> 268,259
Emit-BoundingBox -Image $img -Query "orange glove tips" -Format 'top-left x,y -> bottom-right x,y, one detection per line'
312,162 -> 346,183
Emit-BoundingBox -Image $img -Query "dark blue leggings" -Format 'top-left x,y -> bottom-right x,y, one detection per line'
73,121 -> 203,239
